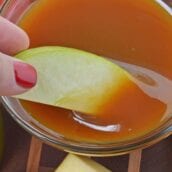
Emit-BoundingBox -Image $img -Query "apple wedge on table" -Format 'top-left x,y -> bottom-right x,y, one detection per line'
55,154 -> 111,172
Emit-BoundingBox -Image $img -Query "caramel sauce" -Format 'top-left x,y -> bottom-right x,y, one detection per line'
19,0 -> 172,142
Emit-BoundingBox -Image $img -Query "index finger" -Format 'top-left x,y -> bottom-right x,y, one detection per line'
0,16 -> 29,55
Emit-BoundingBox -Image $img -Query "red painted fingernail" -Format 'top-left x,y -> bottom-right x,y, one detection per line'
13,61 -> 37,88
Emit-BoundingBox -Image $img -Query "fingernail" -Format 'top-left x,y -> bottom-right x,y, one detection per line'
13,61 -> 37,88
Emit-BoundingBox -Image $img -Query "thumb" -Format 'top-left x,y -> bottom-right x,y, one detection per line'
0,53 -> 37,96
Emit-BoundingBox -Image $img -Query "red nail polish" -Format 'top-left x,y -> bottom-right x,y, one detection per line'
14,61 -> 37,88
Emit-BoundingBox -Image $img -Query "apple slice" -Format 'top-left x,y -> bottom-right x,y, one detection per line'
15,46 -> 131,114
55,154 -> 111,172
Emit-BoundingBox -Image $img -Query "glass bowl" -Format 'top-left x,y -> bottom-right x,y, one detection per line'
1,0 -> 172,156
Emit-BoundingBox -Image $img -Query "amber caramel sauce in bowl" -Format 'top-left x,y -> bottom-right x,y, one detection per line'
1,0 -> 172,156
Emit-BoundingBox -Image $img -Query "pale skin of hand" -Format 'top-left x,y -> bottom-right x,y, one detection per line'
0,16 -> 37,96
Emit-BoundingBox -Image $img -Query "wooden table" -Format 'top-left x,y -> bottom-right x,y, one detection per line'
0,106 -> 172,172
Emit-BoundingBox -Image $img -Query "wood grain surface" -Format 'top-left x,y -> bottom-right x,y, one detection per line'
128,150 -> 142,172
26,137 -> 43,172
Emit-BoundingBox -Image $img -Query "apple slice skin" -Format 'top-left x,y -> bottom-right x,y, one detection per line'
15,46 -> 130,114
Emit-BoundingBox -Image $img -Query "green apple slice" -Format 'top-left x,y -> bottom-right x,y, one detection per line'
55,154 -> 111,172
15,46 -> 131,114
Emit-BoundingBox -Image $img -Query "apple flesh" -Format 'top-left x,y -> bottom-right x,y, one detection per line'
55,154 -> 111,172
15,46 -> 130,114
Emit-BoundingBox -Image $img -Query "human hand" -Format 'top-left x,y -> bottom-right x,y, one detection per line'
0,16 -> 37,96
